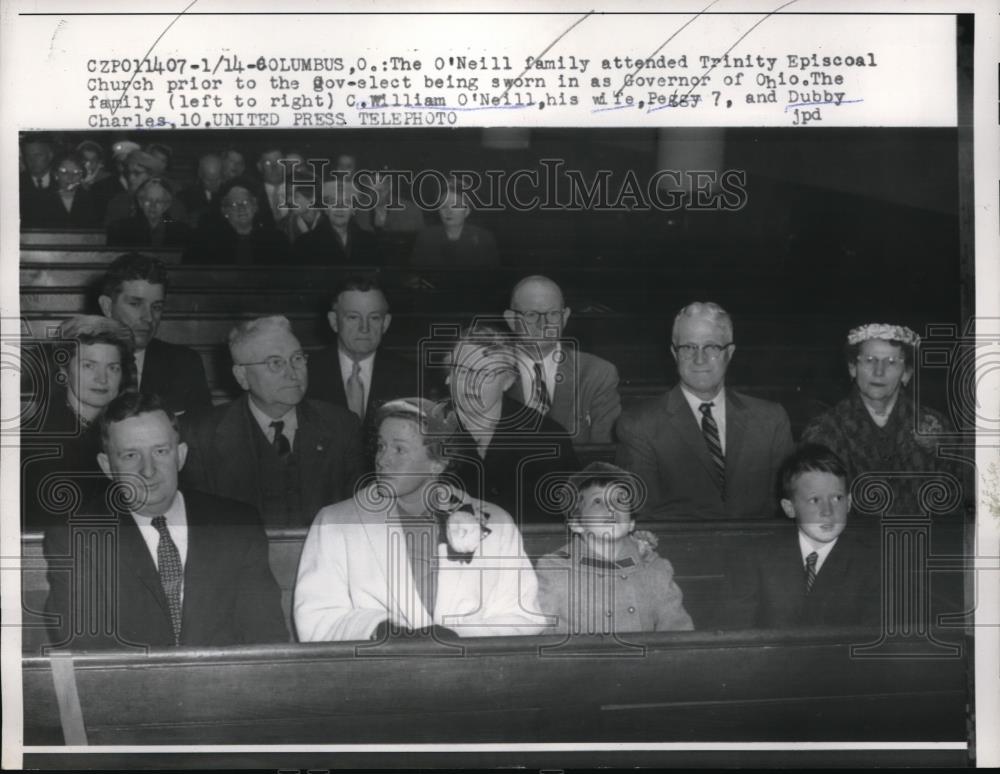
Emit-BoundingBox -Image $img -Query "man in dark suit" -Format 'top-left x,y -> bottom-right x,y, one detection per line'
20,135 -> 55,227
616,301 -> 793,520
445,323 -> 579,524
42,392 -> 287,650
181,315 -> 363,528
177,152 -> 223,228
98,253 -> 212,418
719,444 -> 881,630
307,276 -> 418,426
503,275 -> 621,445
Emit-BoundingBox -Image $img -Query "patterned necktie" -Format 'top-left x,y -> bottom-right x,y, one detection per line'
699,402 -> 725,493
346,360 -> 366,419
151,516 -> 183,645
533,360 -> 551,414
270,420 -> 291,456
805,551 -> 819,593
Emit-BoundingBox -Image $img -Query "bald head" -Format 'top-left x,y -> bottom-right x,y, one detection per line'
504,275 -> 570,353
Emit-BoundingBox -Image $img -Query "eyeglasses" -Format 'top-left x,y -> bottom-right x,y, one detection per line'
237,352 -> 309,373
223,199 -> 255,210
856,355 -> 905,369
57,166 -> 83,175
673,343 -> 732,361
513,309 -> 564,325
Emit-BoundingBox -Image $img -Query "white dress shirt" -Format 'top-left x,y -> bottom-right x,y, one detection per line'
798,529 -> 839,576
131,491 -> 189,602
680,385 -> 727,454
247,397 -> 299,450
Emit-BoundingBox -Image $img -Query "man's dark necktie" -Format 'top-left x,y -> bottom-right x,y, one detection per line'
270,420 -> 291,456
533,360 -> 551,414
151,516 -> 183,645
805,551 -> 819,593
699,402 -> 725,493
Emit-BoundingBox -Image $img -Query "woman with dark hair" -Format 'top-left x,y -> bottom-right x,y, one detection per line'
107,177 -> 193,247
28,151 -> 101,228
294,397 -> 544,642
801,323 -> 959,516
22,315 -> 136,529
183,176 -> 288,264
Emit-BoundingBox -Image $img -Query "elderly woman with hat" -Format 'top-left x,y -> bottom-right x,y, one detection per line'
294,397 -> 545,642
801,323 -> 958,516
103,147 -> 188,227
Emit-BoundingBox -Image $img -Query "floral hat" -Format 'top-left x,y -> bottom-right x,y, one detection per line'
847,323 -> 920,347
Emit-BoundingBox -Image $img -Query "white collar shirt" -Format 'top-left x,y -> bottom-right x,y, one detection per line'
798,529 -> 839,577
247,398 -> 298,450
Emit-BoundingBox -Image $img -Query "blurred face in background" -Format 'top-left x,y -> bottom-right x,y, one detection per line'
54,158 -> 85,193
138,181 -> 173,227
222,186 -> 258,235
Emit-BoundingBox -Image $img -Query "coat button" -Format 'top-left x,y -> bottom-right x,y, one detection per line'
620,574 -> 627,580
605,611 -> 613,618
628,606 -> 636,614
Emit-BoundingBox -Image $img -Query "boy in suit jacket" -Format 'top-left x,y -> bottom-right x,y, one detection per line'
720,444 -> 881,630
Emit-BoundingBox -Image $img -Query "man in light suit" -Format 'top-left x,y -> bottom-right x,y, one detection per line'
181,315 -> 362,529
306,276 -> 418,427
615,301 -> 793,520
99,252 -> 212,418
503,275 -> 621,445
43,392 -> 287,650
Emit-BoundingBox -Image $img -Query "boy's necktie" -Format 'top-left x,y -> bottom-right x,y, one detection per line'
805,551 -> 819,593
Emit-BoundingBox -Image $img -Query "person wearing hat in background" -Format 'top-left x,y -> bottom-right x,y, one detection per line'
103,147 -> 188,227
801,323 -> 963,517
107,177 -> 193,248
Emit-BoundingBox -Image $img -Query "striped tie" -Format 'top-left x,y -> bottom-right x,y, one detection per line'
805,551 -> 819,593
151,516 -> 184,645
699,402 -> 725,494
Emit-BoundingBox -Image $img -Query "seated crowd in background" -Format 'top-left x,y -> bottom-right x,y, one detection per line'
20,134 -> 504,266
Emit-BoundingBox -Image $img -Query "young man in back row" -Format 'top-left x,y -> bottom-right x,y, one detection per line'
721,443 -> 882,630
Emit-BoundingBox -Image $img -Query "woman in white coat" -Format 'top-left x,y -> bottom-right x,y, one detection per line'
294,397 -> 546,642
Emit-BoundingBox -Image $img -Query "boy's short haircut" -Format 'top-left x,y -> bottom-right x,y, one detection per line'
567,461 -> 643,516
778,443 -> 850,499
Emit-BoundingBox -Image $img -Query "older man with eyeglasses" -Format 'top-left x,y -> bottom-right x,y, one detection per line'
503,275 -> 621,446
181,315 -> 362,528
615,301 -> 793,520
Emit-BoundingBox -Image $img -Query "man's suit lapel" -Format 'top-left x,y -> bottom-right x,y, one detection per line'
550,346 -> 577,430
770,531 -> 808,622
724,390 -> 749,496
139,339 -> 165,396
294,401 -> 333,496
179,493 -> 216,641
665,386 -> 716,479
213,397 -> 261,503
116,511 -> 171,620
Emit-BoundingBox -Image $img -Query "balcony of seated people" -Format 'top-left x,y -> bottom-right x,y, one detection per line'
18,516 -> 970,750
